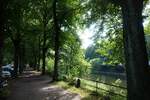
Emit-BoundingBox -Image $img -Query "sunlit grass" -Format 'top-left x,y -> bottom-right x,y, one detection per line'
81,78 -> 127,97
53,80 -> 127,100
53,81 -> 102,100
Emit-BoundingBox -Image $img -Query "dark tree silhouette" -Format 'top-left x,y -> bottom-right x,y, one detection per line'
0,0 -> 9,71
52,0 -> 60,81
121,0 -> 150,99
41,15 -> 47,75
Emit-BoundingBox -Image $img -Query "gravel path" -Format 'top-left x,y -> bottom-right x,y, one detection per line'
7,70 -> 81,100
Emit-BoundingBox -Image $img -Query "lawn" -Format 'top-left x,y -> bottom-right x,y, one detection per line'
54,81 -> 127,100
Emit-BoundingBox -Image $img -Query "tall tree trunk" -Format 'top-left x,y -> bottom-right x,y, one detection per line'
0,20 -> 4,79
53,0 -> 60,81
37,36 -> 41,71
0,32 -> 4,78
121,0 -> 150,99
19,43 -> 25,74
21,43 -> 25,72
34,55 -> 37,70
32,43 -> 37,70
18,44 -> 22,74
41,4 -> 49,74
14,42 -> 19,77
42,28 -> 46,75
0,0 -> 9,77
13,40 -> 20,77
42,48 -> 46,75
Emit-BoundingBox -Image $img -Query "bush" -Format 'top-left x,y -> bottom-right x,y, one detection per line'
46,58 -> 54,73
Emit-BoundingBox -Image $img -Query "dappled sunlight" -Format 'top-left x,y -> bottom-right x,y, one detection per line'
54,81 -> 99,99
53,81 -> 105,100
1,0 -> 150,99
7,70 -> 81,100
40,85 -> 81,100
19,71 -> 41,78
40,85 -> 62,92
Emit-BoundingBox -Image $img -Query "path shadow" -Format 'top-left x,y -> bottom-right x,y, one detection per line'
40,85 -> 80,100
8,70 -> 81,100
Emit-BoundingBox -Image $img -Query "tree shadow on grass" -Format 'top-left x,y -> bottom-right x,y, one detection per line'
81,94 -> 102,100
81,91 -> 111,100
41,85 -> 80,100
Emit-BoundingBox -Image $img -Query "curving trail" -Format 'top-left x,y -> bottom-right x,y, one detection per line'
7,70 -> 80,100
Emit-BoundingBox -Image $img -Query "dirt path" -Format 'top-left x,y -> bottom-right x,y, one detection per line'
7,70 -> 81,100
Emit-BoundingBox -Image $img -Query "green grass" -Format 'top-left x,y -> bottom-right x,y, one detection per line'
81,79 -> 127,100
81,78 -> 127,97
54,81 -> 103,100
54,81 -> 127,100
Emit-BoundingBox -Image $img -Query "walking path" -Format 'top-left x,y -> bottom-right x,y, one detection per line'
7,70 -> 81,100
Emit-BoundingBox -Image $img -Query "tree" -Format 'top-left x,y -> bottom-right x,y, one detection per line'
0,0 -> 9,77
83,0 -> 150,99
52,0 -> 60,81
41,0 -> 52,75
28,0 -> 53,74
52,0 -> 84,81
58,30 -> 90,79
6,0 -> 30,77
121,0 -> 150,99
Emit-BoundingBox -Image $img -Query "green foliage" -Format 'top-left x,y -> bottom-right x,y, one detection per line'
2,0 -> 90,76
46,57 -> 54,73
80,0 -> 124,66
59,37 -> 90,80
2,0 -> 150,99
144,2 -> 150,60
96,38 -> 124,65
3,38 -> 14,64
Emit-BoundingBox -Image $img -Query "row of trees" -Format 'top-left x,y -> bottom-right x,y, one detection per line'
0,0 -> 150,100
0,0 -> 88,80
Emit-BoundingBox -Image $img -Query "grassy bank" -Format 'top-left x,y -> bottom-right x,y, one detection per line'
54,81 -> 126,100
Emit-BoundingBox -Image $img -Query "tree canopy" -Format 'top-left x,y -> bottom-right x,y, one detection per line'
1,0 -> 150,100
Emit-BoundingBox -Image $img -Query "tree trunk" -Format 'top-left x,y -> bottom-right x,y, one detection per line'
37,36 -> 41,71
41,4 -> 49,74
42,27 -> 46,75
32,43 -> 37,70
13,40 -> 20,77
42,48 -> 46,75
0,32 -> 4,78
121,0 -> 150,99
18,44 -> 22,74
21,43 -> 25,72
19,43 -> 25,74
52,0 -> 60,81
0,0 -> 9,77
14,44 -> 19,77
33,45 -> 37,70
34,56 -> 37,70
